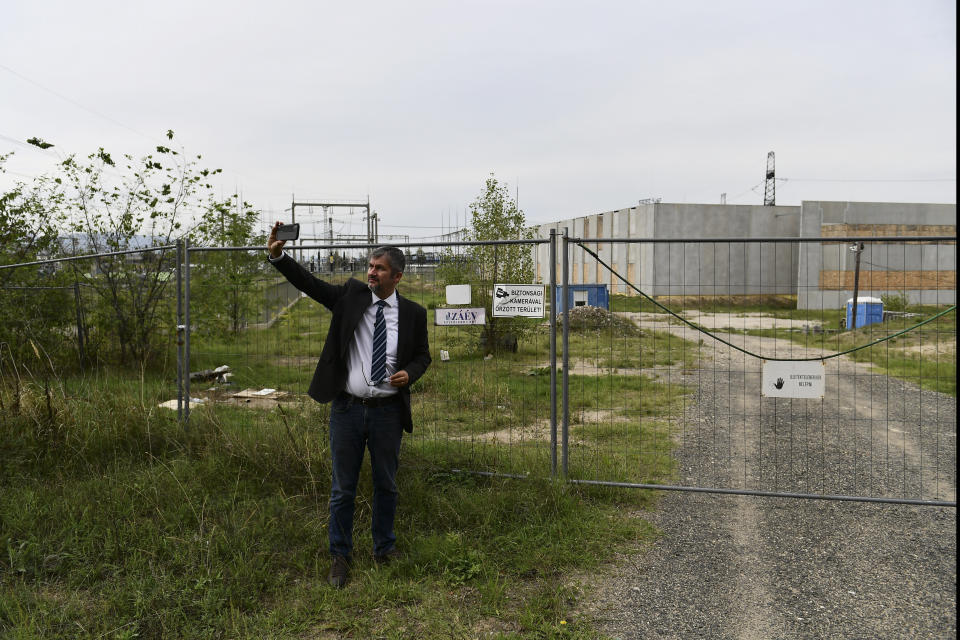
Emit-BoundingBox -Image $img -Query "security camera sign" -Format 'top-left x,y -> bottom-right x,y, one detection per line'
492,284 -> 545,318
762,361 -> 825,399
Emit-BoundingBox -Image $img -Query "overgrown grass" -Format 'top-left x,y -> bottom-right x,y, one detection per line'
0,384 -> 661,638
609,293 -> 798,314
0,284 -> 696,638
4,265 -> 949,633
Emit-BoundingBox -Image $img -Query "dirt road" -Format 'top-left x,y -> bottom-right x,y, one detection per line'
584,320 -> 957,639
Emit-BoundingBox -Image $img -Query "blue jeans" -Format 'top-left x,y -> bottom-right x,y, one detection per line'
328,395 -> 404,558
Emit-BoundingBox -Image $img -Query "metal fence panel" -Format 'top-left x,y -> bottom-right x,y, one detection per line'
0,246 -> 182,418
183,239 -> 559,480
561,236 -> 956,505
3,235 -> 953,506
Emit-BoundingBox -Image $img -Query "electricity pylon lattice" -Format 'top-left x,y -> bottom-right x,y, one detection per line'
763,151 -> 776,206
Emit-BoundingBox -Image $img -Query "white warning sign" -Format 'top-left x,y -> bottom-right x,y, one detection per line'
492,284 -> 545,318
762,361 -> 825,399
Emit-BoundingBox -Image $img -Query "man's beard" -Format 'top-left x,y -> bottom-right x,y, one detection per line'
368,272 -> 396,296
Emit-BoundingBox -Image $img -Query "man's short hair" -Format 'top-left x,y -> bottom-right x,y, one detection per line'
371,246 -> 405,274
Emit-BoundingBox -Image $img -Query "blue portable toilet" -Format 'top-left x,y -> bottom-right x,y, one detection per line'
845,296 -> 884,329
555,284 -> 609,311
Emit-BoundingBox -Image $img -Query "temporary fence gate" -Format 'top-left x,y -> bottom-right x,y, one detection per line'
558,235 -> 956,507
181,232 -> 955,507
1,234 -> 954,507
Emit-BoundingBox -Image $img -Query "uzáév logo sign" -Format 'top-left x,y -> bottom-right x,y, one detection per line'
435,307 -> 486,326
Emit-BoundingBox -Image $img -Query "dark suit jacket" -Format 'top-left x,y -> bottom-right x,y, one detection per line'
270,254 -> 431,432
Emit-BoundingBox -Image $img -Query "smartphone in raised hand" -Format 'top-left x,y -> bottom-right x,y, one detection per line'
276,223 -> 300,241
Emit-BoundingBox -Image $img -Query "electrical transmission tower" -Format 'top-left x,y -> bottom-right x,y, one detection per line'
763,151 -> 776,206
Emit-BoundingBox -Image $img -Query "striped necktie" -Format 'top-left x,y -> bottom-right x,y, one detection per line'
371,300 -> 387,383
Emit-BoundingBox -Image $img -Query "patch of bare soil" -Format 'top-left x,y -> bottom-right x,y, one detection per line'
536,358 -> 678,379
896,339 -> 956,358
460,410 -> 625,444
192,387 -> 305,410
277,355 -> 320,368
619,310 -> 801,331
652,294 -> 797,308
455,419 -> 553,444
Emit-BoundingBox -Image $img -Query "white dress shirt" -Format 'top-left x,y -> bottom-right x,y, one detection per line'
346,290 -> 399,398
269,252 -> 399,398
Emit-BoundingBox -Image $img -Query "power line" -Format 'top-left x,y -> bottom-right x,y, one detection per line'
0,64 -> 282,201
727,182 -> 764,201
2,169 -> 42,181
379,223 -> 449,229
0,66 -> 450,229
0,132 -> 61,157
575,238 -> 957,362
0,63 -> 163,146
0,130 -> 139,184
778,177 -> 956,183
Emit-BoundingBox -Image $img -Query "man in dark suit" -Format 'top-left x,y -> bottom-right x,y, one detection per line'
267,222 -> 431,588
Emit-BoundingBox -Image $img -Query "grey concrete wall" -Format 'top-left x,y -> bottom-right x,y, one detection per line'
796,201 -> 956,309
643,203 -> 800,296
534,203 -> 802,296
533,200 -> 953,306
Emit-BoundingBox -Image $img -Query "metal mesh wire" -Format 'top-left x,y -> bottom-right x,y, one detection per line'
1,236 -> 954,505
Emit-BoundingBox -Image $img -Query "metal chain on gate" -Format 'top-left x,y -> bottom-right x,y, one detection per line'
574,240 -> 957,363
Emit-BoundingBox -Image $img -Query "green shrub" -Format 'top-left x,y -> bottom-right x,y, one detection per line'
881,292 -> 911,312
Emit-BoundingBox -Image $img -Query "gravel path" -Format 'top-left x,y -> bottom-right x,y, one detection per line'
582,324 -> 957,639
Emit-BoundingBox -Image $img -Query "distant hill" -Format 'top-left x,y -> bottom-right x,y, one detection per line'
56,233 -> 166,254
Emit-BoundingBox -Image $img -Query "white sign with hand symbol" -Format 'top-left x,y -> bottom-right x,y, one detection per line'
762,361 -> 825,399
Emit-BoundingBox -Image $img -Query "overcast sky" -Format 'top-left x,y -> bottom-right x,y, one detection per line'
1,0 -> 955,241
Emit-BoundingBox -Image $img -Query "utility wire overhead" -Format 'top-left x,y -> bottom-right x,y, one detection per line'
778,177 -> 956,183
0,63 -> 294,203
0,130 -> 136,185
0,63 -> 166,147
0,132 -> 62,156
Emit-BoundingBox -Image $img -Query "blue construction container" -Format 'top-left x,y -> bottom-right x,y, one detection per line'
554,284 -> 609,311
845,297 -> 884,329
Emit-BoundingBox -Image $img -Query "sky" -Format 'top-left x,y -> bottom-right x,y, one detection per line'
1,0 -> 955,243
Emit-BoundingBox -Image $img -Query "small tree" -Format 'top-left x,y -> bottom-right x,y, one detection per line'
190,197 -> 265,335
0,155 -> 74,368
438,174 -> 534,353
56,132 -> 224,367
0,154 -> 65,269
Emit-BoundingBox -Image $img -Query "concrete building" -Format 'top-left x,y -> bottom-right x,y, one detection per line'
797,201 -> 955,308
533,201 -> 955,309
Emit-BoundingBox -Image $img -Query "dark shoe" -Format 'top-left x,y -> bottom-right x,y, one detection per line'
374,548 -> 402,565
327,555 -> 350,588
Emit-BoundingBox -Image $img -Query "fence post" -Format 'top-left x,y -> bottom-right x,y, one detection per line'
849,241 -> 865,330
184,237 -> 191,428
73,281 -> 87,369
176,241 -> 184,422
561,228 -> 570,478
549,228 -> 558,478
